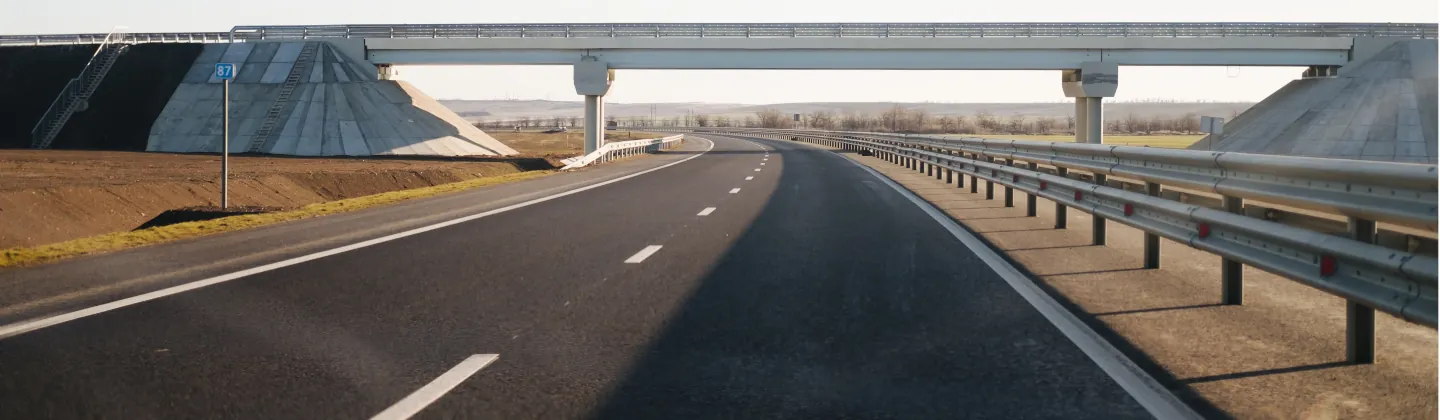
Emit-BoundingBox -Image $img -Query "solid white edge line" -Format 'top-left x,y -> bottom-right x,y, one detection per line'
728,188 -> 741,194
0,138 -> 718,340
370,354 -> 499,420
624,245 -> 664,263
697,207 -> 716,216
831,149 -> 1202,420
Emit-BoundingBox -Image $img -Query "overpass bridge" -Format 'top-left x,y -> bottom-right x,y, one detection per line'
2,22 -> 1436,154
0,22 -> 1437,419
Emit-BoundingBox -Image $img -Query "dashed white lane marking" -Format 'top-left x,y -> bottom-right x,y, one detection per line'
761,163 -> 766,166
624,245 -> 664,263
0,138 -> 718,341
754,169 -> 761,172
729,188 -> 741,194
697,207 -> 716,216
745,176 -> 754,180
370,354 -> 499,420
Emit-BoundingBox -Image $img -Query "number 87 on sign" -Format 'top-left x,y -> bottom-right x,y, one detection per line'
214,63 -> 235,80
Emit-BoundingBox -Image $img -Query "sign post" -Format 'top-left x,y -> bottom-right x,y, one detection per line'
1200,116 -> 1225,151
214,63 -> 235,209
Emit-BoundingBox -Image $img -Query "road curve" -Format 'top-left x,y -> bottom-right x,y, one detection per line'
0,134 -> 1151,419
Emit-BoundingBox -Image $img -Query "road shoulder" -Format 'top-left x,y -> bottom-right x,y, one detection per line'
831,144 -> 1438,419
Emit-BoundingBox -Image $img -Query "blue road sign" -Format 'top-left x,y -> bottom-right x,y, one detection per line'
214,63 -> 235,80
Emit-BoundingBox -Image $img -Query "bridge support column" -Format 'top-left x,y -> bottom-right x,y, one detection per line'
1062,62 -> 1117,243
1086,97 -> 1104,145
574,59 -> 614,155
583,96 -> 605,154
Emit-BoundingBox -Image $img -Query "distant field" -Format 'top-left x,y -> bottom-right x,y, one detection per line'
958,134 -> 1204,149
489,130 -> 665,156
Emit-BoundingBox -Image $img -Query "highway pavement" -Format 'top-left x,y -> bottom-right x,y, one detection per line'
0,134 -> 1155,419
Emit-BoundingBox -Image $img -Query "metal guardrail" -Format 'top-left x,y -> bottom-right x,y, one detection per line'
3,22 -> 1435,47
227,22 -> 1439,40
560,134 -> 685,169
676,128 -> 1437,348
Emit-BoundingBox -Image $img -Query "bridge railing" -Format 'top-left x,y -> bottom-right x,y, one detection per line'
671,127 -> 1436,361
0,32 -> 232,46
226,22 -> 1439,40
560,134 -> 685,169
5,23 -> 1433,47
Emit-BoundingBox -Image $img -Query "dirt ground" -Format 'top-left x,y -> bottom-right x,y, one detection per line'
0,150 -> 553,248
490,130 -> 666,156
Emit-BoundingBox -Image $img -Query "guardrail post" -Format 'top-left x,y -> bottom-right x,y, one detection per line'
1347,217 -> 1377,364
935,157 -> 943,180
957,163 -> 965,188
1004,159 -> 1015,207
1026,162 -> 1038,217
946,168 -> 953,184
1092,174 -> 1107,245
1221,195 -> 1244,305
985,158 -> 995,201
1055,167 -> 1068,229
970,164 -> 979,193
1144,182 -> 1161,269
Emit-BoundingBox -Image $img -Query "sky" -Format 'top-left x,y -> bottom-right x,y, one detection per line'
4,0 -> 1436,104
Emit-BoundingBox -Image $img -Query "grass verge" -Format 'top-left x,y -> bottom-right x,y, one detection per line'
0,170 -> 555,268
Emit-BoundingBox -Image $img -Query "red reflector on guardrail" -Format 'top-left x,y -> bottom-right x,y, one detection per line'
1320,255 -> 1338,277
1039,181 -> 1047,190
1124,203 -> 1134,216
1197,223 -> 1210,238
1012,174 -> 1019,183
1074,191 -> 1083,201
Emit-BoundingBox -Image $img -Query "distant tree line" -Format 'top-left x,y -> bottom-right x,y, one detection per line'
476,104 -> 1212,135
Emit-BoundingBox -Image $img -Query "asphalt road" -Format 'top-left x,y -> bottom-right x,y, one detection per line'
0,134 -> 1151,419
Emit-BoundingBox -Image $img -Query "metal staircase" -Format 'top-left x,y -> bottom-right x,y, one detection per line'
246,42 -> 321,153
31,32 -> 129,149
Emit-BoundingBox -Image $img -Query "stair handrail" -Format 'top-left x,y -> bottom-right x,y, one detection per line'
30,27 -> 127,148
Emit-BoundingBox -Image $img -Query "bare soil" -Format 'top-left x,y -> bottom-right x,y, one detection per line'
0,150 -> 551,248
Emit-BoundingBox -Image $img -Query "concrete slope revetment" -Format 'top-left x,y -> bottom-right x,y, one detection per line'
147,41 -> 517,156
1189,39 -> 1437,164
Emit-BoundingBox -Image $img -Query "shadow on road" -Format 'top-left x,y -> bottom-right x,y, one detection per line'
585,136 -> 1151,420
